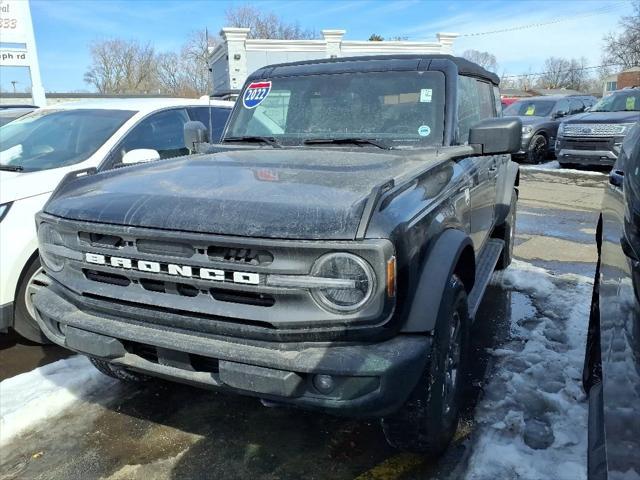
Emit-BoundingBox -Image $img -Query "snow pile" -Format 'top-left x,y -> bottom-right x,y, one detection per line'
520,161 -> 606,177
0,355 -> 114,446
465,260 -> 592,480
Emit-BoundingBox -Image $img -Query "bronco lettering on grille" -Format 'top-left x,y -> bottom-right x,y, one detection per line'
84,253 -> 260,285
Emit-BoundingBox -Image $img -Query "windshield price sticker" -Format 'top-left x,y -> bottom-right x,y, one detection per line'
525,105 -> 536,116
418,125 -> 431,137
243,81 -> 272,109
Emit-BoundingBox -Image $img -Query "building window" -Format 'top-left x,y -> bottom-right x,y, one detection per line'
606,81 -> 618,92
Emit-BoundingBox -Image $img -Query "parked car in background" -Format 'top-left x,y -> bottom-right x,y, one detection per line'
556,88 -> 640,168
0,106 -> 38,127
504,95 -> 596,163
0,98 -> 233,343
500,97 -> 519,109
583,123 -> 640,479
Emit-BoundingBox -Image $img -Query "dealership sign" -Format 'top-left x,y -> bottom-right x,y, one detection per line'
0,0 -> 46,105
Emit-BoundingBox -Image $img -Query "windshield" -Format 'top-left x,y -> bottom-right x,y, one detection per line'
0,108 -> 135,172
504,100 -> 556,117
225,71 -> 446,147
591,91 -> 640,112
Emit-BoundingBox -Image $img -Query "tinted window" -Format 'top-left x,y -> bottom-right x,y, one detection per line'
0,109 -> 134,172
457,77 -> 495,143
570,99 -> 584,114
226,71 -> 446,147
504,99 -> 555,117
113,108 -> 190,164
553,99 -> 570,115
592,91 -> 640,112
188,107 -> 231,143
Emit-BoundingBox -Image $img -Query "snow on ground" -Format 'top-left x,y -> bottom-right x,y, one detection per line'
465,260 -> 592,480
0,355 -> 114,446
520,161 -> 607,177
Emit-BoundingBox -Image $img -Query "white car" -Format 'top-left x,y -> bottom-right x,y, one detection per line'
0,98 -> 233,342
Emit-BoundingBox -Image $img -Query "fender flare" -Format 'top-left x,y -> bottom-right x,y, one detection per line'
402,228 -> 474,333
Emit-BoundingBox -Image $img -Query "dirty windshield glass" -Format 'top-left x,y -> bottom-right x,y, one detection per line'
591,91 -> 640,112
504,100 -> 555,117
225,71 -> 445,147
0,109 -> 134,172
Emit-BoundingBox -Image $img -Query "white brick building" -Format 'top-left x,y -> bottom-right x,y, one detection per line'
210,28 -> 458,99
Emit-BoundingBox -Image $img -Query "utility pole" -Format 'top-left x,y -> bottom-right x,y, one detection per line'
11,81 -> 18,94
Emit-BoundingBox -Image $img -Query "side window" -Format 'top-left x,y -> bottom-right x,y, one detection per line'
188,107 -> 231,143
569,99 -> 584,114
493,86 -> 503,117
110,109 -> 190,165
457,77 -> 495,143
553,99 -> 570,116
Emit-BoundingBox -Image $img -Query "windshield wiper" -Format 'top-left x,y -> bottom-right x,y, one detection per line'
0,164 -> 24,172
303,138 -> 389,149
222,136 -> 281,148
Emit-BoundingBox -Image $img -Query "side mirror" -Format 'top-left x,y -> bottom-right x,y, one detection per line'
184,121 -> 209,153
122,148 -> 160,165
553,110 -> 568,119
469,117 -> 522,155
584,106 -> 591,112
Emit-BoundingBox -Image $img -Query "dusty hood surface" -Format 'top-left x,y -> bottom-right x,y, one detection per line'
43,148 -> 433,240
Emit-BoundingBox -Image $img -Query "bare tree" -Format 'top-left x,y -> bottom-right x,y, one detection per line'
537,56 -> 592,91
156,30 -> 215,97
224,5 -> 316,39
84,39 -> 157,94
461,49 -> 498,72
368,34 -> 384,41
603,0 -> 640,69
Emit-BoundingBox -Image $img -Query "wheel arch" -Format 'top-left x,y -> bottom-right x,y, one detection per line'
401,229 -> 475,333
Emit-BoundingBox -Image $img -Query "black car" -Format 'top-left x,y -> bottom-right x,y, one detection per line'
583,123 -> 640,479
504,95 -> 595,163
557,89 -> 640,168
31,55 -> 521,456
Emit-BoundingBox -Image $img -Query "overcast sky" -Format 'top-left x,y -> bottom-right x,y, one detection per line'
1,0 -> 633,93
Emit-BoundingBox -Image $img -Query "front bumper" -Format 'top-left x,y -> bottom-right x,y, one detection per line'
0,302 -> 13,331
33,285 -> 430,417
556,136 -> 621,166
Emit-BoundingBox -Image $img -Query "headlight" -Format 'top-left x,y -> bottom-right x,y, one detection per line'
618,123 -> 636,136
0,202 -> 11,222
37,223 -> 65,272
310,253 -> 375,313
522,125 -> 534,136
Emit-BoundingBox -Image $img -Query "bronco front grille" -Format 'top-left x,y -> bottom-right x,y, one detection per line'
38,213 -> 393,336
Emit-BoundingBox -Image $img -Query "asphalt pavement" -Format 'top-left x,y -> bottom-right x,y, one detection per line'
0,166 -> 607,480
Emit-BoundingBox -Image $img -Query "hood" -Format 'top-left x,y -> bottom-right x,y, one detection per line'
563,111 -> 640,124
512,116 -> 548,126
0,168 -> 70,204
43,148 -> 432,240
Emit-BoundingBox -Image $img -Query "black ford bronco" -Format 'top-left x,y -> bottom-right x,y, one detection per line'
33,55 -> 521,455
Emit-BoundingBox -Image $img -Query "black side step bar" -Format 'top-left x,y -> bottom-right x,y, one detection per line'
468,238 -> 504,319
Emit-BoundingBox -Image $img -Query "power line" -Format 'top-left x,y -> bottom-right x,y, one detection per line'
460,2 -> 629,37
501,63 -> 625,79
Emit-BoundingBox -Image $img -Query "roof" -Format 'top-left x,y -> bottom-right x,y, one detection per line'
248,54 -> 500,85
40,98 -> 234,113
530,88 -> 584,96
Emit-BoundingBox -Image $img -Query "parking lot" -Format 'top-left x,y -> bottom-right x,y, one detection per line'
0,166 -> 606,480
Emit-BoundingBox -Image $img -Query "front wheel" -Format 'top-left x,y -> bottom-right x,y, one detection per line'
526,134 -> 548,164
13,257 -> 51,344
381,275 -> 470,456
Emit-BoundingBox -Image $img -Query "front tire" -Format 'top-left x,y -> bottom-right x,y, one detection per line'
13,257 -> 51,344
381,275 -> 470,456
526,134 -> 548,164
